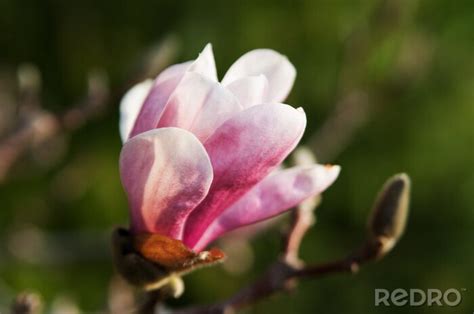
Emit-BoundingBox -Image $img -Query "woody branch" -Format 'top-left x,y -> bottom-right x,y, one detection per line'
166,172 -> 410,314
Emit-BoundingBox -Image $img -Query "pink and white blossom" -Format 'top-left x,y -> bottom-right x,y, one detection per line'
119,44 -> 340,251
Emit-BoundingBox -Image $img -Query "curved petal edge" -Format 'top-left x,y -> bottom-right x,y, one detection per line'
222,49 -> 296,103
120,127 -> 213,239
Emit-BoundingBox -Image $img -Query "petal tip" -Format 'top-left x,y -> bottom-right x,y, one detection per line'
322,164 -> 341,184
200,43 -> 214,58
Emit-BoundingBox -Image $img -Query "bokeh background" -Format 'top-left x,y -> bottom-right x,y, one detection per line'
0,0 -> 473,313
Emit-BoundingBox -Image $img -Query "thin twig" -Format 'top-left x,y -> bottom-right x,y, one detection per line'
171,239 -> 384,314
282,204 -> 316,267
0,75 -> 107,183
163,171 -> 410,314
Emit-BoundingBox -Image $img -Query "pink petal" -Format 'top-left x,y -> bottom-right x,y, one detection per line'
129,44 -> 217,138
183,104 -> 307,248
225,75 -> 268,108
187,43 -> 218,82
157,72 -> 243,142
155,61 -> 193,85
119,79 -> 153,142
129,64 -> 189,138
120,127 -> 213,239
193,164 -> 341,251
222,49 -> 296,103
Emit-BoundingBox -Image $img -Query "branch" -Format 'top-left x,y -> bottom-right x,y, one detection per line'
162,173 -> 410,314
170,238 -> 384,314
0,36 -> 179,184
283,147 -> 321,267
0,73 -> 108,183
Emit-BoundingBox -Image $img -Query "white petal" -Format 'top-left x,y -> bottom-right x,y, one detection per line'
119,79 -> 153,142
157,72 -> 242,142
155,61 -> 193,85
225,75 -> 268,108
222,49 -> 296,103
187,43 -> 218,82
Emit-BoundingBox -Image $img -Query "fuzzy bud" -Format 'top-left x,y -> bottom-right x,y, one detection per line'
367,173 -> 411,257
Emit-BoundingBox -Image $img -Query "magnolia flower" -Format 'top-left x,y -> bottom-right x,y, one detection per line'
119,44 -> 340,254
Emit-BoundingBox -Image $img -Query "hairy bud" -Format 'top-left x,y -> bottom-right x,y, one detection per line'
367,173 -> 411,257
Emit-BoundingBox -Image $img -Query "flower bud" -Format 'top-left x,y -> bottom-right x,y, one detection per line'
367,173 -> 411,257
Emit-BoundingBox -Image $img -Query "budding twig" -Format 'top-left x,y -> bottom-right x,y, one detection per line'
165,173 -> 410,314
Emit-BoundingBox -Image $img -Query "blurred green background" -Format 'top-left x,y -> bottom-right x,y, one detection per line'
0,0 -> 473,313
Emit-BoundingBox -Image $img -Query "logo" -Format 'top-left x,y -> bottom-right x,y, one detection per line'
375,288 -> 466,307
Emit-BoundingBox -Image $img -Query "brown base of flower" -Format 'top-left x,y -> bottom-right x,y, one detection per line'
133,233 -> 225,272
111,228 -> 226,298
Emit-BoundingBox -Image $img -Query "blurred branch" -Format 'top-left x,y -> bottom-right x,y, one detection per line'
0,36 -> 179,184
172,244 -> 377,314
283,147 -> 321,267
0,71 -> 108,183
282,201 -> 316,267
